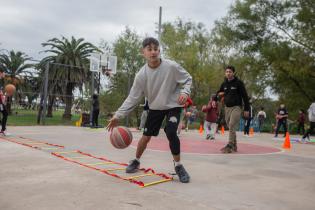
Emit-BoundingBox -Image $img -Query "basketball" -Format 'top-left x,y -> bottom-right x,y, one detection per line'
110,126 -> 133,149
5,84 -> 16,96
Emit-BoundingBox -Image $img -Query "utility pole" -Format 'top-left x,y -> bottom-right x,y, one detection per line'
90,71 -> 95,126
158,6 -> 162,44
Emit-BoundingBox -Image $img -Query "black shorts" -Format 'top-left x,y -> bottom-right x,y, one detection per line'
143,107 -> 181,136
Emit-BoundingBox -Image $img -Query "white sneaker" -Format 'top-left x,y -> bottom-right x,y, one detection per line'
0,131 -> 10,136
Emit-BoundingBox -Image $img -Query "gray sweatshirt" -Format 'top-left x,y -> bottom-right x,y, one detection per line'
114,59 -> 192,119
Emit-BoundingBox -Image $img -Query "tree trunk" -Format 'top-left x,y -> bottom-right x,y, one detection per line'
47,95 -> 55,117
62,83 -> 73,120
37,97 -> 43,124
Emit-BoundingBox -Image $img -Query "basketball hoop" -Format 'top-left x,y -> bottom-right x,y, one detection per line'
89,53 -> 117,76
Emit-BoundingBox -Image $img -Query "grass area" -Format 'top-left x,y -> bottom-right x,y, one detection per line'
8,109 -> 81,126
7,109 -> 110,127
6,109 -> 310,136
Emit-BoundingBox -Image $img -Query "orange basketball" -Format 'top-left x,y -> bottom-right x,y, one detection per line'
110,126 -> 133,149
5,84 -> 16,96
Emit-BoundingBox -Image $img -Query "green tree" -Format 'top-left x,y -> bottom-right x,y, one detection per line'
210,0 -> 315,115
0,50 -> 34,114
101,28 -> 145,126
41,36 -> 99,120
161,20 -> 222,105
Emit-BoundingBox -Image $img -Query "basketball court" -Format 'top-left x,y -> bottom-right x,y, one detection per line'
1,126 -> 315,210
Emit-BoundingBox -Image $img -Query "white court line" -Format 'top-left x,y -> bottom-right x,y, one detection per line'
129,145 -> 285,156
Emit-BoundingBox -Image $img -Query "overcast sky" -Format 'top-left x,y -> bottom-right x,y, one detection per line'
0,0 -> 234,60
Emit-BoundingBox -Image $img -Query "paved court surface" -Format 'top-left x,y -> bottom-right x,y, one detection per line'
1,126 -> 315,210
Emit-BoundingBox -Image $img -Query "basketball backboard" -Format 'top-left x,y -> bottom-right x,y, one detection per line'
89,53 -> 117,75
89,53 -> 101,72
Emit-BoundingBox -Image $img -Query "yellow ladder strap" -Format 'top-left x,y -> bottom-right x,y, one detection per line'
125,173 -> 154,179
141,178 -> 173,188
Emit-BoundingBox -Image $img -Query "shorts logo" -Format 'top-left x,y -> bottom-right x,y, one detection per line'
169,116 -> 178,123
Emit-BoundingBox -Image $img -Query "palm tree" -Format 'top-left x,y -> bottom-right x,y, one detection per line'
41,36 -> 99,120
0,50 -> 34,114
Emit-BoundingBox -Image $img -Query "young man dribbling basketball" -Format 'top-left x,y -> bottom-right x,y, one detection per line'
107,37 -> 192,183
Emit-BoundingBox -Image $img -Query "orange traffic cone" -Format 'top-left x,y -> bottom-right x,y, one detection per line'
199,125 -> 204,134
221,126 -> 225,135
249,127 -> 254,137
282,132 -> 291,149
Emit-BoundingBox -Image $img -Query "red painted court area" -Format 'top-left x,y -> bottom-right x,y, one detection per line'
131,137 -> 281,155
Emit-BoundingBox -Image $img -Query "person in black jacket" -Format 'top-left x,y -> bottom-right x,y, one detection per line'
274,104 -> 288,137
216,66 -> 250,153
92,94 -> 100,128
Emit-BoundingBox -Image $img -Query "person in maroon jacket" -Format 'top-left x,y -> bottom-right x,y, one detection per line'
202,95 -> 218,140
297,109 -> 305,135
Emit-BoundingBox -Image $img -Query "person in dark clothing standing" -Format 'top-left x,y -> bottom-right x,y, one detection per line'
274,104 -> 288,137
243,99 -> 253,136
297,109 -> 305,135
92,94 -> 100,128
216,65 -> 250,153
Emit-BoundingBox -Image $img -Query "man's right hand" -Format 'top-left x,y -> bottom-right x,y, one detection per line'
106,117 -> 119,132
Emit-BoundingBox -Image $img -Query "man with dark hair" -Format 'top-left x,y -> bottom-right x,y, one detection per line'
107,37 -> 192,183
216,66 -> 250,153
